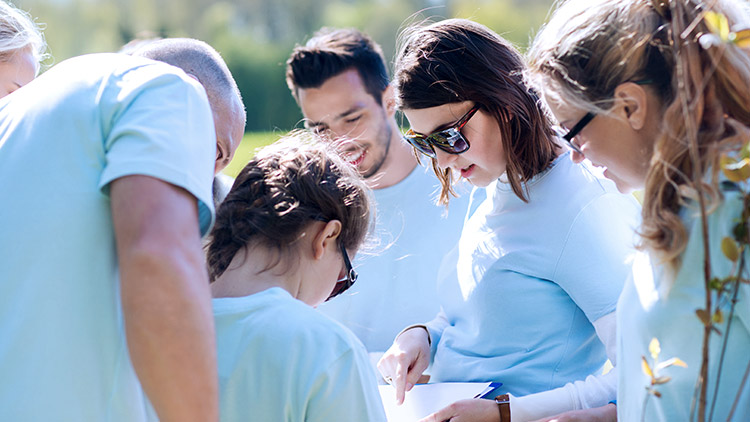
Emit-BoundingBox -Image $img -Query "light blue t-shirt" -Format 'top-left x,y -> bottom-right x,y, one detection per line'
0,53 -> 216,421
426,152 -> 640,397
618,183 -> 750,421
213,287 -> 387,422
317,164 -> 469,353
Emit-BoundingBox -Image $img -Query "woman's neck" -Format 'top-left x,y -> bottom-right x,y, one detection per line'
210,245 -> 301,299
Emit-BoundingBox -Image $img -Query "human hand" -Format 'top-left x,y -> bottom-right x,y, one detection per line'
377,326 -> 431,405
529,403 -> 617,422
418,398 -> 500,422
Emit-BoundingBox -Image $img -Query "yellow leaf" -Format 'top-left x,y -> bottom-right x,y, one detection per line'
642,355 -> 654,378
653,375 -> 672,385
657,357 -> 688,371
649,338 -> 661,360
713,309 -> 724,323
696,309 -> 712,326
722,236 -> 740,262
741,142 -> 750,160
673,358 -> 687,368
705,11 -> 730,41
720,155 -> 750,182
731,28 -> 750,47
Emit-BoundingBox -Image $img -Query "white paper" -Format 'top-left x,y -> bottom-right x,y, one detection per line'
378,382 -> 492,422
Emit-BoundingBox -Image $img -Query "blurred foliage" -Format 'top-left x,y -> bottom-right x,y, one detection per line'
224,131 -> 284,178
15,0 -> 553,131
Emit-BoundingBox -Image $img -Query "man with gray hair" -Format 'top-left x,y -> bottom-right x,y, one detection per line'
134,38 -> 246,175
0,38 -> 244,421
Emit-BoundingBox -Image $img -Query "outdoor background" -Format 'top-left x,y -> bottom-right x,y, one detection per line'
15,0 -> 554,175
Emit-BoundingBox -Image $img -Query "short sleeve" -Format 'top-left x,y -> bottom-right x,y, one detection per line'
305,344 -> 386,422
554,193 -> 640,322
98,63 -> 216,235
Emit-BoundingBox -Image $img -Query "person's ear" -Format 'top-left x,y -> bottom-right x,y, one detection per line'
312,220 -> 342,260
382,84 -> 397,117
614,82 -> 648,131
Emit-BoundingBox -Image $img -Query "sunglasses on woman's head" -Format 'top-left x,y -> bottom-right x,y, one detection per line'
402,106 -> 479,158
326,243 -> 358,302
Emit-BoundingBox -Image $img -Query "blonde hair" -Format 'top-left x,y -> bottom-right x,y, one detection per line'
0,1 -> 46,71
528,0 -> 750,267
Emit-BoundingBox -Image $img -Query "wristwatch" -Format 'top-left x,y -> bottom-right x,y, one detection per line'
494,394 -> 510,422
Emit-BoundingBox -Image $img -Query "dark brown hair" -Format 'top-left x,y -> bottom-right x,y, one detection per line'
206,131 -> 371,282
286,27 -> 389,104
394,19 -> 558,204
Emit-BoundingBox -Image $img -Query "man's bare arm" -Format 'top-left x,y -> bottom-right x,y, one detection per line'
111,175 -> 217,422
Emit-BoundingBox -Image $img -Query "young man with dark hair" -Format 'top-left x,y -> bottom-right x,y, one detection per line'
286,28 -> 468,353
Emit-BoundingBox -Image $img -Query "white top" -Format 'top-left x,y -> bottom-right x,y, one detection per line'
317,164 -> 469,352
0,53 -> 215,421
618,183 -> 750,421
213,288 -> 387,422
424,153 -> 641,420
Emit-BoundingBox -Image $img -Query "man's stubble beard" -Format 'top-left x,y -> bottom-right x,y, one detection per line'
361,112 -> 393,180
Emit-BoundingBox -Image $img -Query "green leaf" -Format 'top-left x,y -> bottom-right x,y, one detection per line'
710,277 -> 724,291
722,236 -> 740,262
733,221 -> 748,243
713,309 -> 724,323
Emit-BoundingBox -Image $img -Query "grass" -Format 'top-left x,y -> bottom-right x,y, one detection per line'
222,131 -> 286,178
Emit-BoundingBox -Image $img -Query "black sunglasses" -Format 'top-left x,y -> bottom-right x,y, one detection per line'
326,243 -> 358,302
555,80 -> 655,154
403,106 -> 479,158
554,112 -> 595,154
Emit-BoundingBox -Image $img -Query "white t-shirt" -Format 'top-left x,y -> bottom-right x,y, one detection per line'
317,164 -> 469,352
213,287 -> 387,422
426,152 -> 641,419
0,53 -> 216,420
618,183 -> 750,421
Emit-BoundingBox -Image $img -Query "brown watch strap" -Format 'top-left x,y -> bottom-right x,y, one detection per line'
494,394 -> 510,422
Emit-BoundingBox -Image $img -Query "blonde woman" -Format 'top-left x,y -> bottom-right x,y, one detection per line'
0,1 -> 45,97
529,0 -> 750,420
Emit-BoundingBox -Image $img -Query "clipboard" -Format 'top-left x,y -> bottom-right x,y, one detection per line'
378,382 -> 502,422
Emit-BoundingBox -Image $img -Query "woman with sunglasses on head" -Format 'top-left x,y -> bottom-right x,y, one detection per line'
205,131 -> 386,422
377,19 -> 640,422
528,0 -> 750,420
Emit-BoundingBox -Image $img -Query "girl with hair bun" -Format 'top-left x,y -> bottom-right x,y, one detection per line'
377,18 -> 640,422
529,0 -> 750,420
206,131 -> 386,422
0,1 -> 46,98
